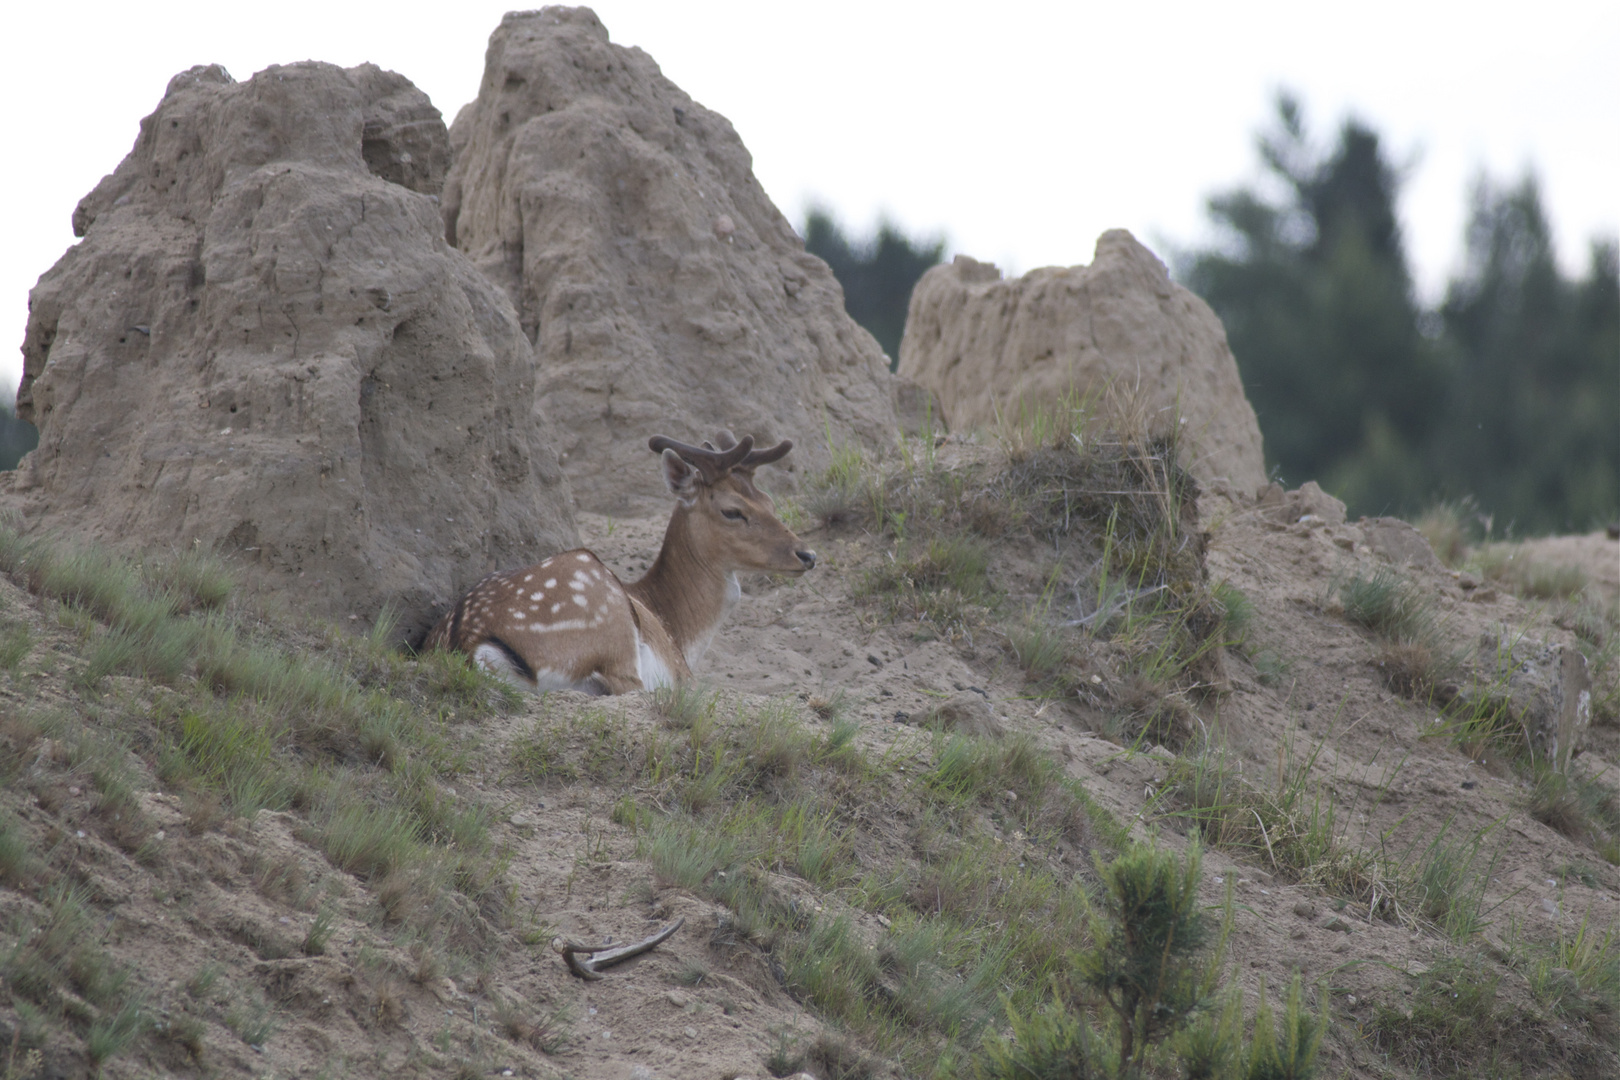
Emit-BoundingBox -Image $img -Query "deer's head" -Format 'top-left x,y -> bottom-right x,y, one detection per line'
650,432 -> 816,576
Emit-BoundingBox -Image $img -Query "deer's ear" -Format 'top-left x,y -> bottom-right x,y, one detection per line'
661,449 -> 700,505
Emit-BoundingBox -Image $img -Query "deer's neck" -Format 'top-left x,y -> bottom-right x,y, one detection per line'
626,509 -> 738,669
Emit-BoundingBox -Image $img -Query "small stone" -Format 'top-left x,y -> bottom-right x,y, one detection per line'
867,654 -> 883,668
664,990 -> 688,1008
509,812 -> 537,827
1346,994 -> 1357,1005
1324,917 -> 1351,933
1293,901 -> 1316,919
684,1025 -> 697,1039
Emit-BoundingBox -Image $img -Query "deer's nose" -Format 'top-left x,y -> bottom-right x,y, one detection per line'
795,548 -> 817,570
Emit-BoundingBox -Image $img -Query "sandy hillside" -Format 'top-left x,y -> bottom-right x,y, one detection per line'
1,433 -> 1618,1080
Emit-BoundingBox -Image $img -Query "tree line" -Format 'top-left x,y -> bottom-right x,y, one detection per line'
807,96 -> 1617,537
1181,94 -> 1617,535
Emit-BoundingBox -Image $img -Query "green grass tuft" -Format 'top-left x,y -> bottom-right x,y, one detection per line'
1336,566 -> 1438,643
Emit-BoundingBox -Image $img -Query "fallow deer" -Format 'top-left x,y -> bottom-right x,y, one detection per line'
423,432 -> 816,694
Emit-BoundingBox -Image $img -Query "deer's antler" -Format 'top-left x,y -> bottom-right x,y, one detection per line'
648,433 -> 793,479
554,918 -> 685,980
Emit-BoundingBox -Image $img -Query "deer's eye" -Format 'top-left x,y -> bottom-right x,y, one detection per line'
721,508 -> 745,522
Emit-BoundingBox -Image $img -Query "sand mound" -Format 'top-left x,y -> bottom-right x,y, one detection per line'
9,61 -> 577,639
898,230 -> 1267,493
442,7 -> 899,511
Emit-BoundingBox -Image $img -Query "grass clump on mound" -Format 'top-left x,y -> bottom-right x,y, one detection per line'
1331,565 -> 1471,703
1151,743 -> 1393,914
804,400 -> 1232,749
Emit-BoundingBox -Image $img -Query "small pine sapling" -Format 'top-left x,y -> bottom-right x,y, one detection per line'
976,984 -> 1111,1080
1079,837 -> 1226,1076
1243,973 -> 1326,1080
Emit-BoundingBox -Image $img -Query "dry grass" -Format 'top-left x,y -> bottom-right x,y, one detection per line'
1374,640 -> 1442,698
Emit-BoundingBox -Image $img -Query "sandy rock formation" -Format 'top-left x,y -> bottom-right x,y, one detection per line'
898,232 -> 1267,492
1358,517 -> 1447,573
1256,480 -> 1347,527
442,7 -> 899,511
11,61 -> 577,639
1475,630 -> 1592,772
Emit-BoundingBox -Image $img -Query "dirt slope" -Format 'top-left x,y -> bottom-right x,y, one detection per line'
1,444 -> 1617,1079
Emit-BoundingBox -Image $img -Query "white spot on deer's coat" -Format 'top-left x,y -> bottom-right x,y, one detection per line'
530,592 -> 544,601
545,578 -> 557,588
513,611 -> 525,620
524,618 -> 587,632
572,594 -> 589,608
551,603 -> 562,614
523,575 -> 533,583
577,553 -> 591,563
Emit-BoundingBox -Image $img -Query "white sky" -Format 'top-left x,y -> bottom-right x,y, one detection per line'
5,0 -> 1616,399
